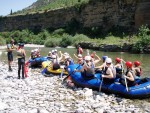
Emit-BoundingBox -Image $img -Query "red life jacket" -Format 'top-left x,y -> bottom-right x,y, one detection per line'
78,47 -> 83,54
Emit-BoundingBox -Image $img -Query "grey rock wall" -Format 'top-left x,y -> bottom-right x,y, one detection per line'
0,0 -> 149,32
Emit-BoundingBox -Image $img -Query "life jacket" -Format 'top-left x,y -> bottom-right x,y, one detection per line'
81,62 -> 95,79
125,70 -> 135,86
102,65 -> 116,79
7,44 -> 15,53
17,48 -> 25,58
135,67 -> 142,77
116,65 -> 123,75
65,58 -> 74,66
78,47 -> 83,54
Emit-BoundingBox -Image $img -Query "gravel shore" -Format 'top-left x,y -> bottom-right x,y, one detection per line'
0,60 -> 149,113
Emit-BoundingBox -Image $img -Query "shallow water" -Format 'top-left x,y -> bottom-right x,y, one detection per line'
1,47 -> 149,77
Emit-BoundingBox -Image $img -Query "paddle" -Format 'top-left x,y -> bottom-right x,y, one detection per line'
121,59 -> 129,92
62,64 -> 83,83
99,77 -> 103,92
59,65 -> 65,79
41,67 -> 47,75
99,62 -> 106,92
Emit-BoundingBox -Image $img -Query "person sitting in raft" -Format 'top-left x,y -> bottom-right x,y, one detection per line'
47,51 -> 52,59
30,50 -> 36,59
133,61 -> 142,78
119,61 -> 135,87
74,56 -> 95,79
74,54 -> 84,64
64,55 -> 74,67
95,56 -> 108,73
33,48 -> 40,58
101,58 -> 116,84
91,53 -> 101,66
114,57 -> 123,78
90,51 -> 96,59
51,51 -> 63,70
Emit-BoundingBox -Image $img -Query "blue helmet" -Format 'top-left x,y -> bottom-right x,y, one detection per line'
102,56 -> 108,61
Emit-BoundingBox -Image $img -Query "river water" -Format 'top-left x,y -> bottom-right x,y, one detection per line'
1,47 -> 149,77
0,47 -> 150,112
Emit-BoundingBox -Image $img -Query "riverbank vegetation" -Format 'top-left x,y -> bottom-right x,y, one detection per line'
0,25 -> 149,53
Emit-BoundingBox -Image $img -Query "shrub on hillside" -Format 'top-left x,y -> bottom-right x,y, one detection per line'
72,34 -> 90,46
60,34 -> 72,47
132,25 -> 150,53
0,36 -> 6,45
44,38 -> 61,47
53,28 -> 65,35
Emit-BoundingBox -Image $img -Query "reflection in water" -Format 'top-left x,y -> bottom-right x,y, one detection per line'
0,47 -> 150,77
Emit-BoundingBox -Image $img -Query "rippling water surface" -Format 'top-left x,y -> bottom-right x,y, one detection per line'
0,47 -> 150,77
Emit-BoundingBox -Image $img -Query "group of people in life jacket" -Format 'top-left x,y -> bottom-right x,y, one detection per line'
46,49 -> 74,70
40,44 -> 142,87
71,46 -> 142,87
30,48 -> 41,59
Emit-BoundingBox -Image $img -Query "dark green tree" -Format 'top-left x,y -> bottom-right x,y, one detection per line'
10,9 -> 13,15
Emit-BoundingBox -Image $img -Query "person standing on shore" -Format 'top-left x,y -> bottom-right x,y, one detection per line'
7,38 -> 16,71
17,43 -> 26,79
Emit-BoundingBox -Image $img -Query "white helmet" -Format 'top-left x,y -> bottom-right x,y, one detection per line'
78,54 -> 82,57
64,52 -> 69,56
51,50 -> 55,53
31,50 -> 34,53
49,51 -> 51,53
85,56 -> 91,61
65,55 -> 70,59
54,49 -> 57,52
106,58 -> 112,63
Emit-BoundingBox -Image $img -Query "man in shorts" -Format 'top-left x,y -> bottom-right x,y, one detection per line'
7,39 -> 16,71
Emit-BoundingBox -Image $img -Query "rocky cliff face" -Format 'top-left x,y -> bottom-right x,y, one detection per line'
0,0 -> 149,32
135,0 -> 150,28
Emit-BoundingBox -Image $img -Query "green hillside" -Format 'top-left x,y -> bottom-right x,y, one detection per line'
13,0 -> 89,15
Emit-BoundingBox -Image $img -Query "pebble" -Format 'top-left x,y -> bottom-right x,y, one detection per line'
0,61 -> 148,113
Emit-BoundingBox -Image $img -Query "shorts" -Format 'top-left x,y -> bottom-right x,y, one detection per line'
7,53 -> 13,61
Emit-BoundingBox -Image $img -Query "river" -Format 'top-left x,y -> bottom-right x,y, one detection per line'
1,47 -> 149,77
0,46 -> 150,112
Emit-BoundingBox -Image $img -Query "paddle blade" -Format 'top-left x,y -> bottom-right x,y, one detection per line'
41,68 -> 47,75
60,68 -> 64,78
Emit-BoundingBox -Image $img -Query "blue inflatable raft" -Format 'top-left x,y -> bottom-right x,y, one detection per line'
29,57 -> 48,67
67,64 -> 150,99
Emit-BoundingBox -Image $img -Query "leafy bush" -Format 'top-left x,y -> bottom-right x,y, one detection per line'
72,34 -> 90,46
53,28 -> 65,35
0,36 -> 6,45
60,34 -> 72,47
44,38 -> 61,47
132,25 -> 150,53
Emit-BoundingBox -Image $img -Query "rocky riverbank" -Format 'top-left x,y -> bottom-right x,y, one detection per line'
0,61 -> 149,113
78,42 -> 150,53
